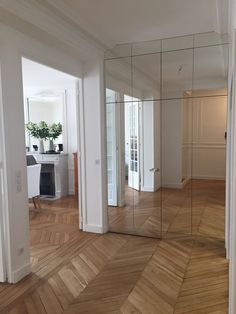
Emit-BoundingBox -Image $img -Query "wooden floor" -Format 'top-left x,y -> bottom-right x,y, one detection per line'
0,180 -> 228,313
108,179 -> 225,240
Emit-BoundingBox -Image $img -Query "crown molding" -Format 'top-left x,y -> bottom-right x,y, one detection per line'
39,0 -> 115,48
0,0 -> 106,60
215,0 -> 228,34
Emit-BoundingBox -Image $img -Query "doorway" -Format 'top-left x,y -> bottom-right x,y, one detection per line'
21,58 -> 82,266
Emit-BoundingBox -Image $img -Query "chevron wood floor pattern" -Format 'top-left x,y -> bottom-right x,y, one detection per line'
29,196 -> 80,267
0,180 -> 228,313
108,179 -> 225,240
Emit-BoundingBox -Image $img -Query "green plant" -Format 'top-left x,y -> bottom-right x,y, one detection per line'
25,121 -> 49,140
48,123 -> 62,140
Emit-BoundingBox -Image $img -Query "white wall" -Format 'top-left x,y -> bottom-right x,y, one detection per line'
141,100 -> 161,192
161,99 -> 183,188
182,98 -> 192,181
66,85 -> 78,194
161,92 -> 227,189
154,101 -> 161,190
82,59 -> 107,233
0,23 -> 106,283
141,101 -> 154,191
0,41 -> 31,283
192,93 -> 227,180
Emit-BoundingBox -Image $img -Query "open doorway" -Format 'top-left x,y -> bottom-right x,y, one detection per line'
21,58 -> 82,266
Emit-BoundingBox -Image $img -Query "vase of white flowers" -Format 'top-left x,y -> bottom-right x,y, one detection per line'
48,123 -> 62,153
26,121 -> 49,153
48,122 -> 62,153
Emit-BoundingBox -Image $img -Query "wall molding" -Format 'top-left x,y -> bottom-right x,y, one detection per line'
83,224 -> 104,234
0,0 -> 105,60
10,262 -> 31,284
192,144 -> 226,149
192,175 -> 225,180
141,186 -> 156,192
162,182 -> 183,189
118,199 -> 126,207
184,142 -> 226,149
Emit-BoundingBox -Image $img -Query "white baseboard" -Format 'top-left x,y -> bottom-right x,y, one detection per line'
118,199 -> 126,207
83,224 -> 105,234
141,185 -> 161,192
192,175 -> 226,180
162,182 -> 183,189
141,186 -> 155,192
10,262 -> 31,283
182,177 -> 191,187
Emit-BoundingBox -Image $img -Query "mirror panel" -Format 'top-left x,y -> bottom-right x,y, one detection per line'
132,39 -> 161,55
194,32 -> 228,48
132,100 -> 161,237
132,53 -> 161,101
25,94 -> 64,151
191,95 -> 227,238
162,35 -> 194,52
105,43 -> 132,59
105,57 -> 132,101
105,33 -> 228,239
193,45 -> 228,97
161,48 -> 193,100
161,98 -> 192,237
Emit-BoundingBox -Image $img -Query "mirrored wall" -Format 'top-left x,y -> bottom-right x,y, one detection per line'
105,32 -> 228,239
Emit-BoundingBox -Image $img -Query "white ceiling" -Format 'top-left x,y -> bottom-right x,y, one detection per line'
45,0 -> 228,47
22,58 -> 77,89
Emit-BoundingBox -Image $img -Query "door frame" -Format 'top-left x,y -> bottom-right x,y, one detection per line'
20,55 -> 86,232
0,72 -> 8,282
76,79 -> 85,230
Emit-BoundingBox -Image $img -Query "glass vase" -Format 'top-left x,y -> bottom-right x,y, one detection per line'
39,139 -> 44,154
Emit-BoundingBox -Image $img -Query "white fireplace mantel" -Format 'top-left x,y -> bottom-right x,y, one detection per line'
33,153 -> 68,200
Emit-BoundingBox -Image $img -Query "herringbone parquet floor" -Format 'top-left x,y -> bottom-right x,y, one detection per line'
0,181 -> 228,314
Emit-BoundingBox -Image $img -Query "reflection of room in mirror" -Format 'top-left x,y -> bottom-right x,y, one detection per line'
24,94 -> 64,152
105,32 -> 228,239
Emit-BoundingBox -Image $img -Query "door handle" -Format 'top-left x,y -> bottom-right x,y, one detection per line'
149,168 -> 160,172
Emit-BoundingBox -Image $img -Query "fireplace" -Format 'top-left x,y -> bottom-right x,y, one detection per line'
40,163 -> 55,197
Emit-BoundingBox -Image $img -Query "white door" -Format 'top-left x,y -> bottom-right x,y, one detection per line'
128,102 -> 140,191
106,90 -> 117,206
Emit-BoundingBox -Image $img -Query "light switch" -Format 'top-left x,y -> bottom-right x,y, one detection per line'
15,170 -> 22,193
95,159 -> 100,165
